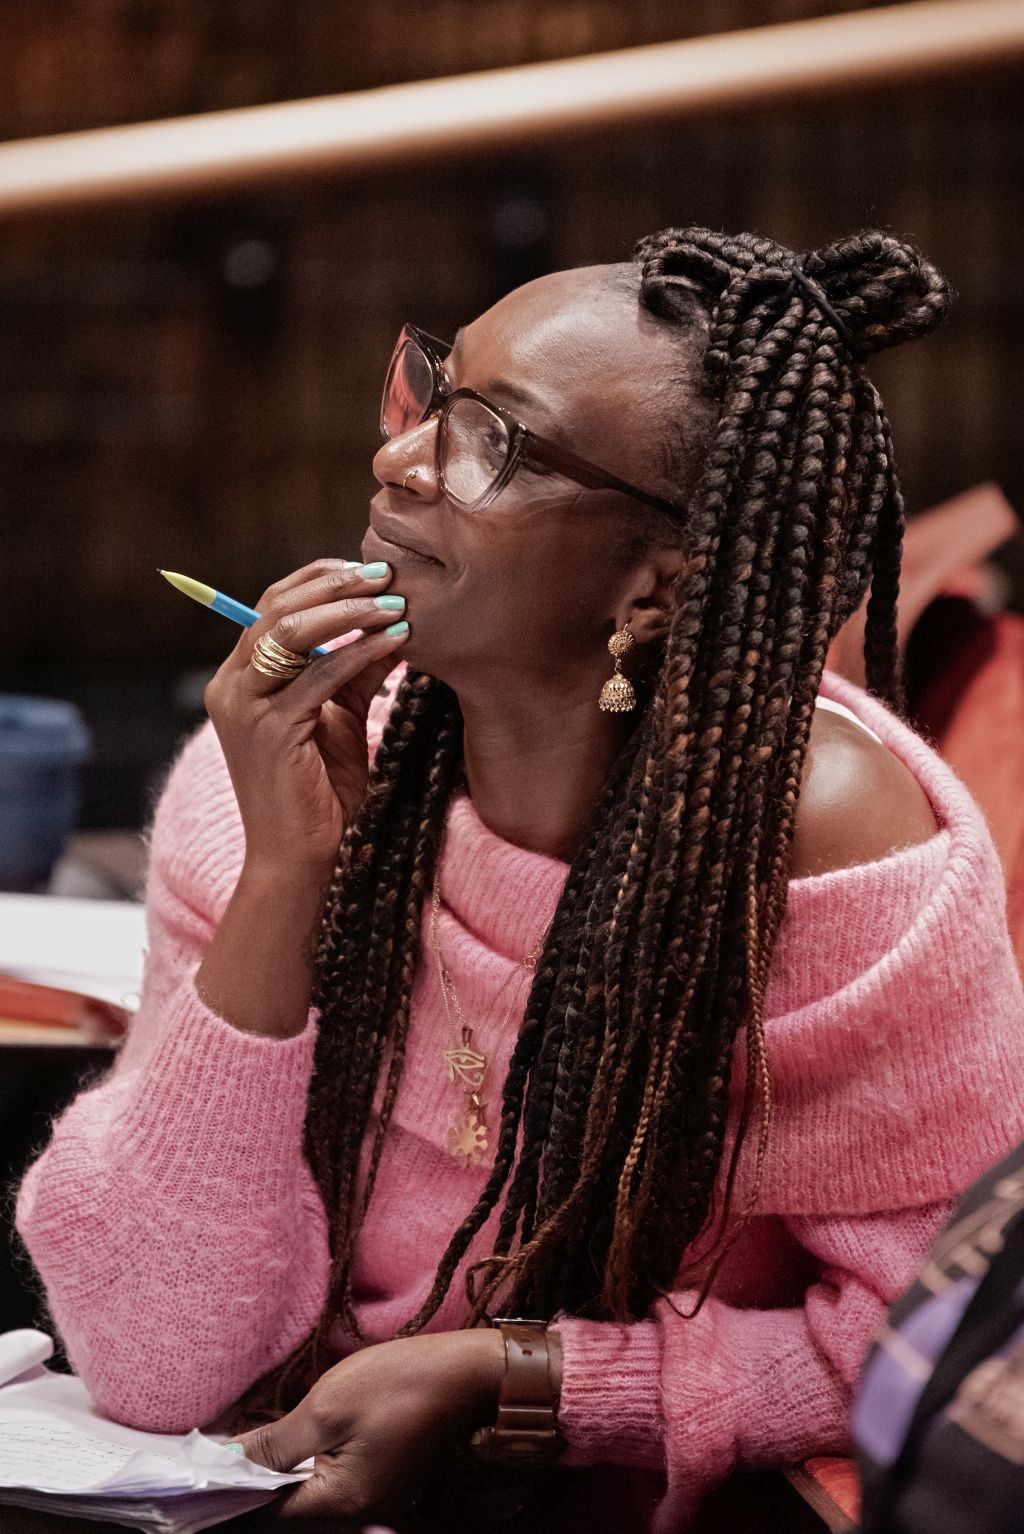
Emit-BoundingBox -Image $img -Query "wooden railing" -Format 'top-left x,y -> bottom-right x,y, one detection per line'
0,0 -> 1021,216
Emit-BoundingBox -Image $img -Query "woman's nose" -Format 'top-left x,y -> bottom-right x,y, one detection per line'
372,417 -> 440,499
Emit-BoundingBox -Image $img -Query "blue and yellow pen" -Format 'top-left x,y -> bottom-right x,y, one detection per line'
159,570 -> 334,656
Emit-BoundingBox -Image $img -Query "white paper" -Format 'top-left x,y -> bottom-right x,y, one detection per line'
0,893 -> 146,1009
0,1416 -> 180,1494
0,1328 -> 53,1388
0,1350 -> 311,1498
0,1486 -> 282,1534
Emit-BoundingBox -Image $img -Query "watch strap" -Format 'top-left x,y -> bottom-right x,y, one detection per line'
470,1318 -> 562,1463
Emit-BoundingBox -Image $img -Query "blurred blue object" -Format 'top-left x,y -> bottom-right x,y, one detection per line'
0,696 -> 92,892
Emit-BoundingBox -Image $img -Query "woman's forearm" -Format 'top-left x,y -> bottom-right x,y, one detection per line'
17,847 -> 331,1431
196,858 -> 332,1038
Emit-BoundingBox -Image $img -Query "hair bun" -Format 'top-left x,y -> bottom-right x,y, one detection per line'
805,231 -> 952,358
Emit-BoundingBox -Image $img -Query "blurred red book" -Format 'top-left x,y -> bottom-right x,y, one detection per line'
0,975 -> 127,1043
0,893 -> 143,1046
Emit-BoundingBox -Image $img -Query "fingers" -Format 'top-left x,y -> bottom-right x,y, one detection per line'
239,560 -> 406,697
234,1411 -> 310,1475
233,1413 -> 366,1523
329,651 -> 403,717
266,592 -> 403,661
273,1463 -> 365,1521
254,558 -> 385,613
279,622 -> 409,711
254,557 -> 357,610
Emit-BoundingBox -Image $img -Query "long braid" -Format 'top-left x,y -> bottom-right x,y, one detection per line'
607,315 -> 808,1292
242,227 -> 949,1415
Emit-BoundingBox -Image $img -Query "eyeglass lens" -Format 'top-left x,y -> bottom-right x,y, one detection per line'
383,336 -> 512,507
381,340 -> 434,440
440,397 -> 510,505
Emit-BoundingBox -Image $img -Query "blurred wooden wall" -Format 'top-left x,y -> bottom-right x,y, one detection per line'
0,0 -> 1021,819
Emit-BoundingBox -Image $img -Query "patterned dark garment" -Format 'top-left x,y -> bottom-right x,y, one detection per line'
856,1138 -> 1024,1533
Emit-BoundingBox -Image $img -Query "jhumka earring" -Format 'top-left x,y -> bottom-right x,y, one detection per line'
598,627 -> 637,713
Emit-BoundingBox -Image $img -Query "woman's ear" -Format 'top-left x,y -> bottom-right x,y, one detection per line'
617,546 -> 695,647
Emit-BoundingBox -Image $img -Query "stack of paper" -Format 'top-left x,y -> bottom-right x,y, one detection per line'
0,1330 -> 310,1532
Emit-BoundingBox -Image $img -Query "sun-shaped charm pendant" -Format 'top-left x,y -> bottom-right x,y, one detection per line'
447,1110 -> 489,1168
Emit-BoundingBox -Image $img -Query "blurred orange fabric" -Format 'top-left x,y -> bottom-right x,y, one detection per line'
827,485 -> 1024,972
915,610 -> 1024,966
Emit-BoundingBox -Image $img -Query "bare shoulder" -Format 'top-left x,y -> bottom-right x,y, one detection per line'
789,707 -> 940,880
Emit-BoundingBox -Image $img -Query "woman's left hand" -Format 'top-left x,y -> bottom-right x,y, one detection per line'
231,1330 -> 506,1521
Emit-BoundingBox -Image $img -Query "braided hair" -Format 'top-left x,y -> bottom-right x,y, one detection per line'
250,227 -> 950,1409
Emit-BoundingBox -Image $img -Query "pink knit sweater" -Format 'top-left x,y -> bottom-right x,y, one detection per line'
16,671 -> 1024,1530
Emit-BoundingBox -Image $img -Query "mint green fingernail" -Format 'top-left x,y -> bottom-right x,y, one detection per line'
357,561 -> 388,579
223,1443 -> 244,1455
385,620 -> 409,637
373,594 -> 406,611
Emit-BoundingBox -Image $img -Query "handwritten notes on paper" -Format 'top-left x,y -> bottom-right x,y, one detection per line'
0,1330 -> 311,1529
0,1419 -> 156,1491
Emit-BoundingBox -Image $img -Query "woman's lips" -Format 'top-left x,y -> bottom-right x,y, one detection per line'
363,524 -> 443,567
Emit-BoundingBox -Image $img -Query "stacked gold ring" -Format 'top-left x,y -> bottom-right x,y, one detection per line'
250,631 -> 310,680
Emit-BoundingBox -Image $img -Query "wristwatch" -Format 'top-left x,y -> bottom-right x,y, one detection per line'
470,1318 -> 564,1463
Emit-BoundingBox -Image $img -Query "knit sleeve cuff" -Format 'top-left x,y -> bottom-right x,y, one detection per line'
555,1317 -> 665,1469
116,976 -> 318,1216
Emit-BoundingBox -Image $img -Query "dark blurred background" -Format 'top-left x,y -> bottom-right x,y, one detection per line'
1,0 -> 1022,836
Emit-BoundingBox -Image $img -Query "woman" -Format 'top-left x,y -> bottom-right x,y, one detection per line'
17,227 -> 1024,1531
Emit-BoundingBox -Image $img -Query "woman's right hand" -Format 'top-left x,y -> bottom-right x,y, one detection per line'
203,558 -> 409,881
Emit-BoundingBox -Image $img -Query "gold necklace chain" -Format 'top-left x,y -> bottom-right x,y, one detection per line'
430,858 -> 550,1168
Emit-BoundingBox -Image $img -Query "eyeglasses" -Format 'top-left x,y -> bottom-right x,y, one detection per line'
380,323 -> 683,517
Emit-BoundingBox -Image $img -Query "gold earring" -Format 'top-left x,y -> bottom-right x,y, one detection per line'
599,627 -> 637,713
